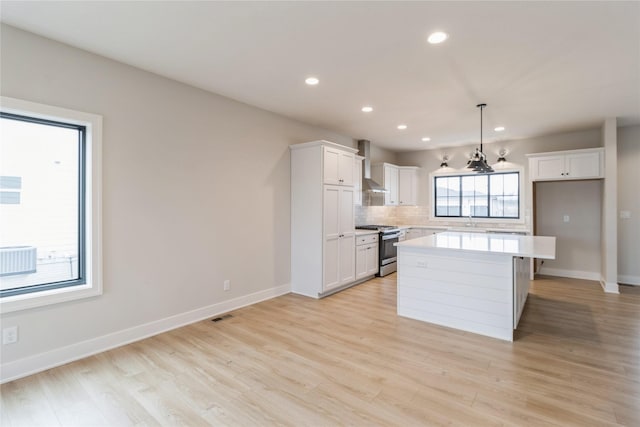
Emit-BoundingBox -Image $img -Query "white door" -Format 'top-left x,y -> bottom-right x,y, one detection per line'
323,237 -> 340,290
339,234 -> 356,285
366,245 -> 379,276
355,245 -> 368,280
338,151 -> 355,186
339,187 -> 355,285
354,157 -> 363,205
323,186 -> 341,290
566,151 -> 602,179
324,186 -> 355,290
384,165 -> 399,205
323,147 -> 340,185
398,168 -> 416,205
530,156 -> 565,180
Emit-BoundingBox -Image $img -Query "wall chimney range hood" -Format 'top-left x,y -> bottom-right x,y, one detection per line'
357,139 -> 388,193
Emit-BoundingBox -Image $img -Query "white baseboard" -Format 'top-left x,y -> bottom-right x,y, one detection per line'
600,280 -> 620,294
1,283 -> 290,384
538,267 -> 601,281
618,275 -> 640,286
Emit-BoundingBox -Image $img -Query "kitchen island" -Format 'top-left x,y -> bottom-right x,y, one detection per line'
395,231 -> 556,341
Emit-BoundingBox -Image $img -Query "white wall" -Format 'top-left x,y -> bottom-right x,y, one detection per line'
0,24 -> 354,375
618,125 -> 640,285
535,180 -> 603,279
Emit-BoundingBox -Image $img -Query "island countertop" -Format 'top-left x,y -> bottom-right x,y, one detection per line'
396,231 -> 556,260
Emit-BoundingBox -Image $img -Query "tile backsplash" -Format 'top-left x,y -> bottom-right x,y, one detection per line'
355,205 -> 397,225
355,205 -> 431,226
355,204 -> 530,231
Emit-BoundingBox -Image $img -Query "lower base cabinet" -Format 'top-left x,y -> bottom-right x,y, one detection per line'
355,233 -> 379,280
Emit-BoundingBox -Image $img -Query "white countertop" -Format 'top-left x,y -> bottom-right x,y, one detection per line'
395,231 -> 556,259
406,225 -> 529,233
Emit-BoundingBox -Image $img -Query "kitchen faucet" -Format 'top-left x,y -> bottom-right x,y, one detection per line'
467,212 -> 474,227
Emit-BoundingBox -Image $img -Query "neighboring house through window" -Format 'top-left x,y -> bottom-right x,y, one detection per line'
0,97 -> 102,312
434,172 -> 520,219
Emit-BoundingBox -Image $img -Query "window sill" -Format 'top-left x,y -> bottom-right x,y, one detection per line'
0,282 -> 102,313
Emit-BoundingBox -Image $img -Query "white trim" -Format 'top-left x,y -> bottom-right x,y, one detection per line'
618,275 -> 640,286
0,283 -> 291,384
289,140 -> 358,153
428,166 -> 526,226
525,146 -> 605,158
600,280 -> 620,294
0,96 -> 103,313
539,267 -> 601,281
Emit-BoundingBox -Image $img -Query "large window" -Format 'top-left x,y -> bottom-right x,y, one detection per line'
434,172 -> 520,219
0,97 -> 101,312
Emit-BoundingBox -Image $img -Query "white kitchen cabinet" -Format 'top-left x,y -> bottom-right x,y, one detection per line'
355,233 -> 378,280
323,185 -> 356,290
323,145 -> 355,186
527,148 -> 604,181
398,167 -> 419,206
372,163 -> 419,206
290,140 -> 358,298
371,163 -> 399,205
354,155 -> 363,206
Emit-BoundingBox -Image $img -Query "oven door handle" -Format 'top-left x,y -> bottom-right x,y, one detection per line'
382,233 -> 400,240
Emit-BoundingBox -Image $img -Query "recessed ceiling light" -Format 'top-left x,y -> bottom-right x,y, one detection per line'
494,126 -> 505,132
361,106 -> 373,113
397,124 -> 408,130
421,137 -> 431,142
305,77 -> 319,85
427,31 -> 448,44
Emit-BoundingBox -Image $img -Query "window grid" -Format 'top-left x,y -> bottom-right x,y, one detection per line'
434,172 -> 520,219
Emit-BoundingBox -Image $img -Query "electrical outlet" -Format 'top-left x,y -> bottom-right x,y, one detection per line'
563,215 -> 570,223
223,279 -> 230,291
2,326 -> 18,345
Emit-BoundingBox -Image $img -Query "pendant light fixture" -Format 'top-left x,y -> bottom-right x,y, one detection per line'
467,103 -> 494,173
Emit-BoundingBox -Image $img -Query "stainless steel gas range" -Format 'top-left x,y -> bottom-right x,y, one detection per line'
355,225 -> 401,277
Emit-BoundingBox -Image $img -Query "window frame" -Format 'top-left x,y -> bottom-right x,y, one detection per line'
430,167 -> 525,225
0,96 -> 102,313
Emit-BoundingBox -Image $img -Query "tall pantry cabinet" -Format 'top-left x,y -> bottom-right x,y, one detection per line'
290,140 -> 357,298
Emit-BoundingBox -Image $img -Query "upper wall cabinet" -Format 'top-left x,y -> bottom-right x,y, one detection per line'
371,163 -> 420,206
354,155 -> 364,206
323,146 -> 355,186
527,148 -> 604,181
371,163 -> 399,205
398,167 -> 419,206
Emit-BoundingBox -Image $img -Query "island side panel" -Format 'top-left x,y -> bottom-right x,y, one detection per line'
513,256 -> 531,328
397,246 -> 515,341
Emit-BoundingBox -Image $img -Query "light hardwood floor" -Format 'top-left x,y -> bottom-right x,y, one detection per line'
1,275 -> 639,426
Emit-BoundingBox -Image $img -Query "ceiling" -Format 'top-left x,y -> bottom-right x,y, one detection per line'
1,1 -> 639,151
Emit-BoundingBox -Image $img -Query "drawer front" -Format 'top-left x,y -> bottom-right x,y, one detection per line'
356,234 -> 379,246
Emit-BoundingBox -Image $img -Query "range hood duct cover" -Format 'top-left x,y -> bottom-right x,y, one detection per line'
357,139 -> 388,193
